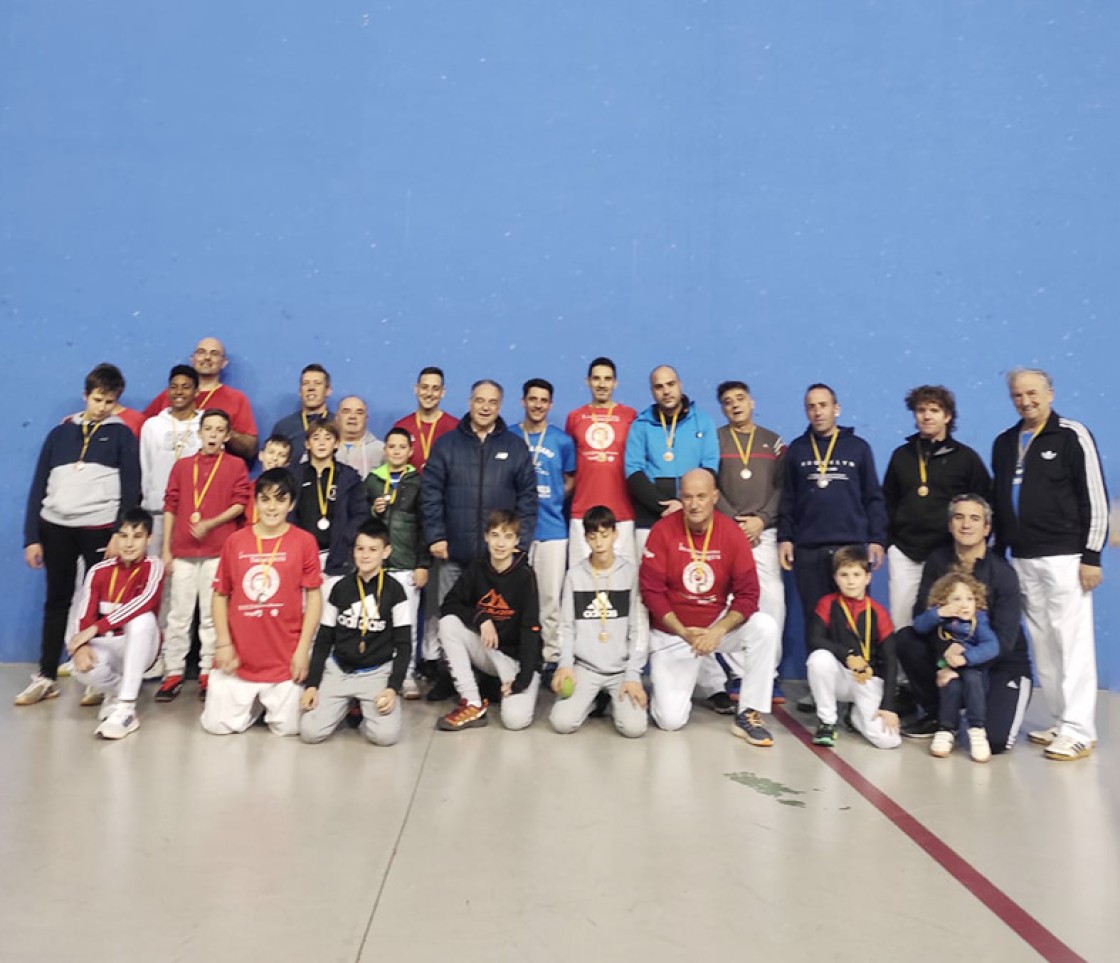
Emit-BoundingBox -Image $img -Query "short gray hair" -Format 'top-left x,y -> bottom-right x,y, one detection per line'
1006,367 -> 1052,390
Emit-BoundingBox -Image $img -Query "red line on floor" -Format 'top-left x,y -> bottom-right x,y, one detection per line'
773,705 -> 1085,963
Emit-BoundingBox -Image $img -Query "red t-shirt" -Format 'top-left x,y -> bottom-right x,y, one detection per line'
639,510 -> 759,632
144,384 -> 258,437
212,525 -> 322,682
564,403 -> 637,520
164,452 -> 251,558
391,411 -> 458,471
116,407 -> 146,438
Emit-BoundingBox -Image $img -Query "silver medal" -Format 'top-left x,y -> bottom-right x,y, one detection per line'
740,468 -> 752,480
317,517 -> 331,531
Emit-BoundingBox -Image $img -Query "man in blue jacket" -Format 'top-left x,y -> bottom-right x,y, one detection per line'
421,378 -> 538,618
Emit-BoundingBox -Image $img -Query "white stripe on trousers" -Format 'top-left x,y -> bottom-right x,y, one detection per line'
887,545 -> 925,631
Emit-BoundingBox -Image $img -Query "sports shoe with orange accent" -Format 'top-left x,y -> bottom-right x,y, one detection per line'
155,675 -> 184,703
437,699 -> 489,731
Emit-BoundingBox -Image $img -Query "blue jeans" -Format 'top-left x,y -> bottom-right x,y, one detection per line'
938,666 -> 988,729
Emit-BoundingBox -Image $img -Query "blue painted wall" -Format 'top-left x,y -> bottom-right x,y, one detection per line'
3,2 -> 1116,686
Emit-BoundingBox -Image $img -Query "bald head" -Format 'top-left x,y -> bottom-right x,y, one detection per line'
336,395 -> 369,441
191,337 -> 228,381
649,365 -> 683,414
680,468 -> 717,531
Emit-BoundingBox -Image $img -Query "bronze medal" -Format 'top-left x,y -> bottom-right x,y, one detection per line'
663,451 -> 674,462
917,485 -> 929,497
189,511 -> 202,524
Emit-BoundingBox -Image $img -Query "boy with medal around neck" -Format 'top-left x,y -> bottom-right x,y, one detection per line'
806,546 -> 901,749
157,408 -> 251,702
368,427 -> 430,699
67,508 -> 164,739
639,469 -> 780,744
299,518 -> 411,745
881,385 -> 991,630
201,469 -> 323,736
291,421 -> 370,590
549,506 -> 648,738
778,383 -> 887,641
519,378 -> 577,675
19,363 -> 141,707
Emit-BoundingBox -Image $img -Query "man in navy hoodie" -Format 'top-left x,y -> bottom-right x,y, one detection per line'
778,384 -> 887,646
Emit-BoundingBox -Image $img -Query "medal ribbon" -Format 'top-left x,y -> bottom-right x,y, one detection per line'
809,430 -> 840,485
594,571 -> 611,637
1016,428 -> 1041,473
315,462 -> 335,521
197,385 -> 219,410
915,439 -> 929,491
253,531 -> 285,592
382,470 -> 401,506
78,419 -> 100,464
192,452 -> 225,516
838,597 -> 872,664
415,414 -> 438,463
683,515 -> 714,566
355,569 -> 385,641
521,426 -> 545,467
658,408 -> 680,455
108,563 -> 143,605
730,426 -> 756,470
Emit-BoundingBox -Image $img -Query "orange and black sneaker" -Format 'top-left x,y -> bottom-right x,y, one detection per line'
437,699 -> 489,731
155,675 -> 184,703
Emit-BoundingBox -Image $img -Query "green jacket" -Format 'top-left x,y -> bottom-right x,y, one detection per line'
367,464 -> 430,571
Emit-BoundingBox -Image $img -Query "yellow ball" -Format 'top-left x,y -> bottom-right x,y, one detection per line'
558,675 -> 575,699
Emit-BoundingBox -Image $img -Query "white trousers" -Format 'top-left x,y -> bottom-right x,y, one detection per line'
529,539 -> 568,663
71,612 -> 161,704
299,660 -> 402,746
567,518 -> 637,568
648,612 -> 778,731
199,669 -> 301,736
164,556 -> 219,676
887,545 -> 925,631
1012,555 -> 1098,743
388,569 -> 421,682
806,649 -> 901,749
548,666 -> 648,739
439,615 -> 540,730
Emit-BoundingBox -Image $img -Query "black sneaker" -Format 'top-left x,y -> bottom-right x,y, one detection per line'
425,669 -> 457,703
902,716 -> 940,739
842,704 -> 856,732
589,691 -> 611,718
812,723 -> 837,747
796,693 -> 816,713
704,691 -> 735,715
540,662 -> 557,688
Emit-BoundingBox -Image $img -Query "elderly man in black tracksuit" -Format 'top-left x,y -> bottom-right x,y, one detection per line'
420,379 -> 538,695
895,494 -> 1033,751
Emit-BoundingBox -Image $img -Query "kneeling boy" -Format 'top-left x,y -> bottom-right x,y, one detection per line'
438,510 -> 541,731
550,506 -> 647,738
806,546 -> 901,749
300,519 -> 411,746
68,509 -> 164,740
201,469 -> 322,736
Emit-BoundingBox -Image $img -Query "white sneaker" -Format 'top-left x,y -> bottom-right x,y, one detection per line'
14,675 -> 60,706
96,702 -> 139,740
57,660 -> 74,678
967,727 -> 991,763
79,685 -> 104,707
1028,725 -> 1058,746
142,657 -> 164,682
1044,733 -> 1092,762
930,729 -> 955,758
98,696 -> 119,722
402,677 -> 421,701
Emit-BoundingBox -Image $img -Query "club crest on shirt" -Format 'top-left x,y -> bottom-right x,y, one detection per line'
585,421 -> 616,451
243,565 -> 280,603
682,561 -> 715,594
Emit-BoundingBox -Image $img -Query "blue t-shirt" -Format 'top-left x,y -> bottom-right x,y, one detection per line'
521,425 -> 576,542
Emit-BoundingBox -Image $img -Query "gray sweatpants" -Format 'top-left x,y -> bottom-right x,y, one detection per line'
549,665 -> 648,739
439,615 -> 539,730
299,659 -> 402,747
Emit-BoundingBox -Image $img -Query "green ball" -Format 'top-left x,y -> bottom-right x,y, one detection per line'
558,675 -> 575,699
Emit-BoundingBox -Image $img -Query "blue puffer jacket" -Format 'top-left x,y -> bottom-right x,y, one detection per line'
420,415 -> 538,564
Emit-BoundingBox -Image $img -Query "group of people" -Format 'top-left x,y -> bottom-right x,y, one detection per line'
19,337 -> 1108,763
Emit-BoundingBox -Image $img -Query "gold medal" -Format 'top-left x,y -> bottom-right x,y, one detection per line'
599,631 -> 609,642
917,485 -> 929,497
189,511 -> 202,524
663,451 -> 674,462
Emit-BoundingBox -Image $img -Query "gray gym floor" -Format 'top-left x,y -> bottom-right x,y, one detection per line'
1,666 -> 1115,963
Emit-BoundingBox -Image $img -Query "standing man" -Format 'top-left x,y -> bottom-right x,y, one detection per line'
519,378 -> 576,669
270,364 -> 333,466
625,365 -> 719,555
392,366 -> 458,472
421,379 -> 538,617
882,385 -> 990,629
991,368 -> 1108,761
143,337 -> 258,459
565,357 -> 638,565
895,494 -> 1032,751
640,470 -> 779,743
335,395 -> 384,480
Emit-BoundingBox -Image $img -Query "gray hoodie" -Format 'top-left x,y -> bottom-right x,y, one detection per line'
558,556 -> 647,681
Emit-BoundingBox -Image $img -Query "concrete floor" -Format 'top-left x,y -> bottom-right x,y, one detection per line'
0,666 -> 1115,963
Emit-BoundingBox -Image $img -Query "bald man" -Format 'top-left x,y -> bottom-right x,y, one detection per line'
143,337 -> 258,459
640,470 -> 779,743
335,395 -> 385,480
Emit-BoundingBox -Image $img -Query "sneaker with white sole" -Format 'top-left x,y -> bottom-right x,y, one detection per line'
57,660 -> 74,678
1044,734 -> 1092,762
14,675 -> 60,706
79,685 -> 104,707
967,727 -> 991,763
402,677 -> 421,701
96,702 -> 140,740
142,657 -> 164,682
731,708 -> 774,747
1028,725 -> 1058,746
930,729 -> 955,758
98,696 -> 119,722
